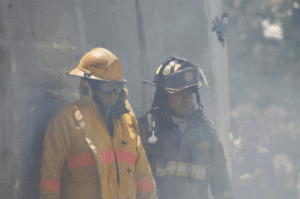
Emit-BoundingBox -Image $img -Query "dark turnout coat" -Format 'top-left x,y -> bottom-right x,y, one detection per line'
138,109 -> 235,199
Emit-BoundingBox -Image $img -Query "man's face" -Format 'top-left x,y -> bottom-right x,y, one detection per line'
89,80 -> 123,108
167,88 -> 194,118
97,91 -> 119,108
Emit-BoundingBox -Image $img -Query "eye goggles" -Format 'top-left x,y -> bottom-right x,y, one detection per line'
87,79 -> 124,94
98,82 -> 123,94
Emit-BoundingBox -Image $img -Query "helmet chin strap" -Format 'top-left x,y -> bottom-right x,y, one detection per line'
195,90 -> 203,111
147,111 -> 158,144
147,89 -> 166,144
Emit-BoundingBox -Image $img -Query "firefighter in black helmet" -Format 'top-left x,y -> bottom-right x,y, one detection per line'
138,57 -> 235,199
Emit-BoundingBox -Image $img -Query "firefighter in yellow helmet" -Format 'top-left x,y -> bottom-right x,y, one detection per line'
40,48 -> 157,199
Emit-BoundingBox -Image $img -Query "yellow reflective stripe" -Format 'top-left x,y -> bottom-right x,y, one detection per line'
156,161 -> 206,180
177,162 -> 206,179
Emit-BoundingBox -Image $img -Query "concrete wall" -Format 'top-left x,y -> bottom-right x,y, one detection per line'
0,0 -> 219,198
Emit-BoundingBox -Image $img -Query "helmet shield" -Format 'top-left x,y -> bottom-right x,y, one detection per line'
164,68 -> 200,92
143,57 -> 209,93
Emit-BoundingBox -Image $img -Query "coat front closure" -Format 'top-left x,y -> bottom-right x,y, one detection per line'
75,101 -> 142,199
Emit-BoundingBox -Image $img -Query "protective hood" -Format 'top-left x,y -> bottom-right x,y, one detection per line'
78,77 -> 135,117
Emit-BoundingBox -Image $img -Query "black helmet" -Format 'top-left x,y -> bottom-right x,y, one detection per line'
144,57 -> 209,144
143,57 -> 208,93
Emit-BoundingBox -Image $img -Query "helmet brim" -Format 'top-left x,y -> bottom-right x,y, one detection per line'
142,79 -> 201,93
165,84 -> 201,93
67,67 -> 127,83
142,80 -> 156,86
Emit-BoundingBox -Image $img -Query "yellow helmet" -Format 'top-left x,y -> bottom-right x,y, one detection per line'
67,48 -> 126,82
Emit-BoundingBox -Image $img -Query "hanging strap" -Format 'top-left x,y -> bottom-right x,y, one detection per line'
74,108 -> 103,198
196,90 -> 203,111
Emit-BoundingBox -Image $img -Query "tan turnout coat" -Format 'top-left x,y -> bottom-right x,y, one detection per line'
40,78 -> 157,199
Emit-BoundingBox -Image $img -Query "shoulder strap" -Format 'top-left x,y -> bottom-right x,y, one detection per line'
74,108 -> 103,197
75,109 -> 86,131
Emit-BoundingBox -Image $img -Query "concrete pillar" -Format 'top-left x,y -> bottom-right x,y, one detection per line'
204,0 -> 232,178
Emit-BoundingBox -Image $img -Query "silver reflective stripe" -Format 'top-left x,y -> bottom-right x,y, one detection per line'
156,161 -> 177,176
75,109 -> 86,130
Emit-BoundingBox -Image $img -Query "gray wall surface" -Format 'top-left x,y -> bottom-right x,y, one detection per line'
0,0 -> 221,198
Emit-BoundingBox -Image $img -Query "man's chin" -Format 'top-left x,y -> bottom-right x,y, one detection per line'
181,105 -> 193,113
174,109 -> 193,118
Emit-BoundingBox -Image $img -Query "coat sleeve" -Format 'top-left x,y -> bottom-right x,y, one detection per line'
132,116 -> 158,199
206,119 -> 236,199
39,113 -> 71,199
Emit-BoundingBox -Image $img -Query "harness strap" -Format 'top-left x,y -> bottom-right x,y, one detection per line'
74,108 -> 103,198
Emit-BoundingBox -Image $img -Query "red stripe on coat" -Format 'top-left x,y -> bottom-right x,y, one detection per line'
101,150 -> 136,165
115,150 -> 136,166
42,179 -> 60,193
101,150 -> 116,163
136,179 -> 156,193
68,153 -> 96,169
